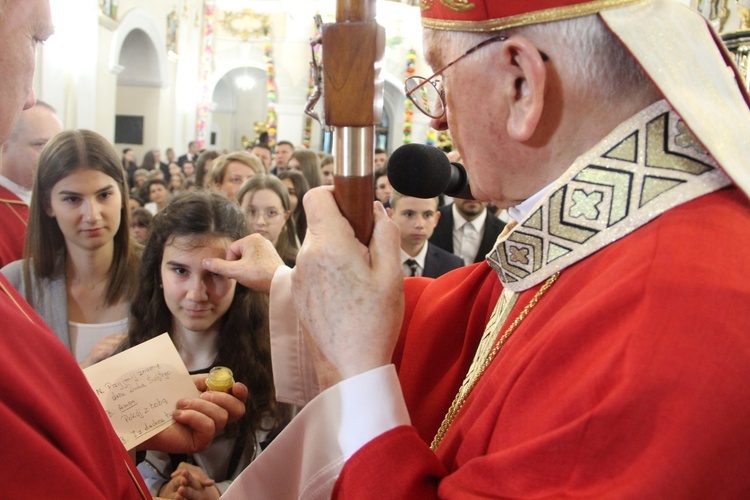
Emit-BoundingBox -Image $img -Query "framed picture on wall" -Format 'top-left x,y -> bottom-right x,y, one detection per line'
115,115 -> 144,145
100,0 -> 117,20
167,10 -> 179,54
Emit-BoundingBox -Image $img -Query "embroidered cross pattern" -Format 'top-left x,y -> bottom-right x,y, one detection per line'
486,101 -> 731,292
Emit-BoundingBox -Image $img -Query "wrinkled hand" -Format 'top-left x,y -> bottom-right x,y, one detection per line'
292,187 -> 404,382
80,333 -> 126,368
138,377 -> 248,454
202,233 -> 284,293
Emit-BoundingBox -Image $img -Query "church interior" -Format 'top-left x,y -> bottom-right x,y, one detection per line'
37,0 -> 750,159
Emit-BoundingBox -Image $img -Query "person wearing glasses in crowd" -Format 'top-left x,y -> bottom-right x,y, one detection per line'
0,3 -> 246,495
237,174 -> 298,267
206,0 -> 750,497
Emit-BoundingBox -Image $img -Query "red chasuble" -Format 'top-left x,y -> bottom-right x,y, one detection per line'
0,184 -> 28,268
336,188 -> 750,497
0,274 -> 149,498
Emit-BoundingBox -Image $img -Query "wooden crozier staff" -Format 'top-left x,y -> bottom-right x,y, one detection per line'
307,0 -> 385,244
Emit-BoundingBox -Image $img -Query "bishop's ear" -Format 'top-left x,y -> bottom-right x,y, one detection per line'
502,36 -> 547,142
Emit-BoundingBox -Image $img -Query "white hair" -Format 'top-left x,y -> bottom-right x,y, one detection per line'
424,14 -> 652,102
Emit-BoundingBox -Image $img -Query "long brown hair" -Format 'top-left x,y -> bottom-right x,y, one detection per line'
288,149 -> 322,189
277,170 -> 310,244
126,191 -> 281,440
24,129 -> 138,305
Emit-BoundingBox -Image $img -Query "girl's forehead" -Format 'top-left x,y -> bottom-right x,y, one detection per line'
165,234 -> 232,252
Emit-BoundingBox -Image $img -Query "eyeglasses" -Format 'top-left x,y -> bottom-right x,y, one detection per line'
404,35 -> 549,119
245,208 -> 286,222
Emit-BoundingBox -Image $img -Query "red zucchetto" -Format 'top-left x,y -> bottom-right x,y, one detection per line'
420,0 -> 642,31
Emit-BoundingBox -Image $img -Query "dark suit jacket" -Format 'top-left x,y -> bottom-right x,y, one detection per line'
429,204 -> 506,263
177,153 -> 197,166
158,161 -> 170,180
422,242 -> 465,279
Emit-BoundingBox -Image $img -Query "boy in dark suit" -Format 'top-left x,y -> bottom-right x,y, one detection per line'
387,190 -> 463,278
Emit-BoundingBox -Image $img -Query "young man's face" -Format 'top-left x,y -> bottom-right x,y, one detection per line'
274,144 -> 294,168
454,198 -> 486,220
252,147 -> 272,170
374,175 -> 392,204
389,196 -> 441,251
374,152 -> 388,169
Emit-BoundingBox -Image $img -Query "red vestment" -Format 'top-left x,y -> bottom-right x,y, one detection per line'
0,184 -> 28,268
0,274 -> 149,498
336,188 -> 750,497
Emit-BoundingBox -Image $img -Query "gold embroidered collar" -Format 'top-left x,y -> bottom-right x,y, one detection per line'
487,100 -> 731,292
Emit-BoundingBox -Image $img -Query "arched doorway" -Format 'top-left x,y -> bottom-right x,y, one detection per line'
210,66 -> 268,152
110,9 -> 168,163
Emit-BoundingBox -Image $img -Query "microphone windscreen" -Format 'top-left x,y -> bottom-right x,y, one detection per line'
387,143 -> 452,198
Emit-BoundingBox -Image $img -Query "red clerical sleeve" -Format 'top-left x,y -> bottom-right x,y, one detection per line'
335,188 -> 750,498
0,274 -> 149,498
0,185 -> 28,268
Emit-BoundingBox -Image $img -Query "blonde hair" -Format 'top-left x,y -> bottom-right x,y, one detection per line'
389,190 -> 439,211
210,151 -> 266,186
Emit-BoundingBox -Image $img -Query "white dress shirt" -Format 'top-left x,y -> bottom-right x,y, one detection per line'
400,243 -> 428,277
452,204 -> 488,265
0,175 -> 31,205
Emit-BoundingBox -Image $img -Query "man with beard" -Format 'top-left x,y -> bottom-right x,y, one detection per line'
430,197 -> 506,265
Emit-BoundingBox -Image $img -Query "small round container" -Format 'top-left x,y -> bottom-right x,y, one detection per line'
205,366 -> 234,393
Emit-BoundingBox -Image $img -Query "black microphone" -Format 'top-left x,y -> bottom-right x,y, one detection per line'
387,143 -> 474,200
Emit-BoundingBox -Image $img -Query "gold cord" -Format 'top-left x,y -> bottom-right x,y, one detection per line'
0,279 -> 36,325
0,197 -> 29,227
430,271 -> 560,451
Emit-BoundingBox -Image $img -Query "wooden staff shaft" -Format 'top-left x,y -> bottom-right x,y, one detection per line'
322,0 -> 384,244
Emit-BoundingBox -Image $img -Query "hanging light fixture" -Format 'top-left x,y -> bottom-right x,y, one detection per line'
236,68 -> 255,91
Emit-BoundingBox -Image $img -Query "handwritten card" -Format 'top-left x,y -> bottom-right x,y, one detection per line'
83,333 -> 199,450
